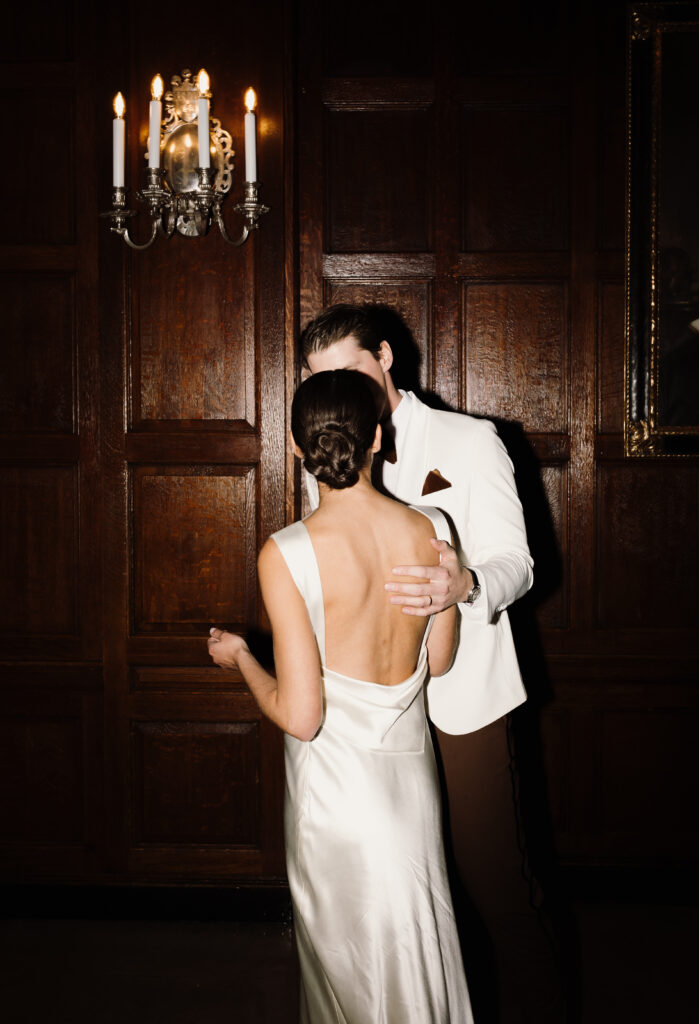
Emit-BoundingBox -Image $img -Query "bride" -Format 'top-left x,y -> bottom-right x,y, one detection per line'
208,369 -> 473,1024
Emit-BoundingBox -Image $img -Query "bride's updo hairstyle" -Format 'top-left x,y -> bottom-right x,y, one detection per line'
291,370 -> 379,490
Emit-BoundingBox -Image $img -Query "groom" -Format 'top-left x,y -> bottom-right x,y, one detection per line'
301,304 -> 566,1023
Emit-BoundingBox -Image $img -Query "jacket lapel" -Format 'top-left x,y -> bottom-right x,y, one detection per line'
394,392 -> 431,503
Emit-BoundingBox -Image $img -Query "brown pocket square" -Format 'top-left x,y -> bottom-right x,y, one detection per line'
422,469 -> 452,495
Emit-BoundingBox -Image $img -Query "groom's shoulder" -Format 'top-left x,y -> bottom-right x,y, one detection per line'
421,400 -> 495,443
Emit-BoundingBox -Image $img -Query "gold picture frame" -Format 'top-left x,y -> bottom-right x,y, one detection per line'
626,3 -> 699,456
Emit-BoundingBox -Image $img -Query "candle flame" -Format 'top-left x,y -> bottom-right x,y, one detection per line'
245,87 -> 257,112
197,69 -> 210,95
151,75 -> 164,101
114,92 -> 125,117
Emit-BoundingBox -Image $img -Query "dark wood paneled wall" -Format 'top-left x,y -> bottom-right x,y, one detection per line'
1,0 -> 697,885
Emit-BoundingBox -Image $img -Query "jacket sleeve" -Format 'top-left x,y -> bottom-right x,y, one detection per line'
459,419 -> 533,625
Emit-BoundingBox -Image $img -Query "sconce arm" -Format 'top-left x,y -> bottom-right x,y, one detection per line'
213,201 -> 250,247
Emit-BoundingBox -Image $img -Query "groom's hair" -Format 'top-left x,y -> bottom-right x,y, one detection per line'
300,304 -> 384,368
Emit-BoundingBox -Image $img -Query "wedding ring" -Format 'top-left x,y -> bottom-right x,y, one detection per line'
427,595 -> 432,607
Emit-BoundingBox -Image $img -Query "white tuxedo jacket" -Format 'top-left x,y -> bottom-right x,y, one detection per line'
306,392 -> 533,734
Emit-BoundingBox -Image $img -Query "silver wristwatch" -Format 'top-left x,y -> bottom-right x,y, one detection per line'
465,568 -> 481,606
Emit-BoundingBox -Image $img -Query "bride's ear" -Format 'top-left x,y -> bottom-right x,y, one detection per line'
289,430 -> 304,459
371,423 -> 382,454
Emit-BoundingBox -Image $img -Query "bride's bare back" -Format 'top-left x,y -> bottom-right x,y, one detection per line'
305,489 -> 444,685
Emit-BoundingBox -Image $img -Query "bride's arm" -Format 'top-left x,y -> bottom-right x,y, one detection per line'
426,603 -> 458,677
208,539 -> 323,742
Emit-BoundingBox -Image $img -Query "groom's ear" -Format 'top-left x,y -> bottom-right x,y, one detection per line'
378,340 -> 393,373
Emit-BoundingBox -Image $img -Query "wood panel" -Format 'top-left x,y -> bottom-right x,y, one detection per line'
596,280 -> 625,434
461,108 -> 569,252
456,2 -> 572,77
130,466 -> 255,635
131,719 -> 260,845
463,282 -> 569,432
0,273 -> 75,434
596,463 -> 699,630
0,671 -> 103,877
132,235 -> 252,427
323,1 -> 434,77
0,465 -> 78,636
601,710 -> 699,845
325,109 -> 433,252
6,88 -> 75,245
94,0 -> 290,883
0,714 -> 83,843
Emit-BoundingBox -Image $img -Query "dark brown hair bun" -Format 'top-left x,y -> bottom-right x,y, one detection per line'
291,370 -> 380,490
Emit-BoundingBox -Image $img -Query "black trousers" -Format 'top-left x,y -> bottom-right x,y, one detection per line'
434,715 -> 568,1024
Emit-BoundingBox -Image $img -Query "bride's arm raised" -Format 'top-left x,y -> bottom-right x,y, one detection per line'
207,539 -> 323,742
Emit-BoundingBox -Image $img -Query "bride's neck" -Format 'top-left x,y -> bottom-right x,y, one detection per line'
316,465 -> 376,508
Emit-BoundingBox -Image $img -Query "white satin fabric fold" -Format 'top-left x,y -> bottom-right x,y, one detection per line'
273,511 -> 473,1024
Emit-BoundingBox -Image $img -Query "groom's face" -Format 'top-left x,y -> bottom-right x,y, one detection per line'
306,335 -> 390,405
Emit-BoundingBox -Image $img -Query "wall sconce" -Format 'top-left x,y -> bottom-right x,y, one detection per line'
102,68 -> 269,250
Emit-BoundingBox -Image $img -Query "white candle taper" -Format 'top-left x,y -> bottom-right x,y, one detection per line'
113,92 -> 125,187
197,69 -> 211,170
244,87 -> 257,182
148,75 -> 163,169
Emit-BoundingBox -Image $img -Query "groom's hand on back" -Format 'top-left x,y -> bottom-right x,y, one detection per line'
384,539 -> 472,615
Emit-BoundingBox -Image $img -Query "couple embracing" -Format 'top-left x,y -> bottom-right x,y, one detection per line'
209,305 -> 564,1023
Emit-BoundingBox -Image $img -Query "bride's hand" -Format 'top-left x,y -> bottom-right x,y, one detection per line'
207,627 -> 250,669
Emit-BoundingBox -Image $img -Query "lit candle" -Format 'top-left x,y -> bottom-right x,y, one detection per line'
113,92 -> 125,187
244,87 -> 257,182
149,75 -> 163,169
197,69 -> 210,170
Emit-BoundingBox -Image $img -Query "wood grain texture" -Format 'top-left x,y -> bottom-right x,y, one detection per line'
463,282 -> 569,431
601,710 -> 699,846
596,462 -> 699,630
325,109 -> 433,252
6,89 -> 75,245
0,273 -> 75,434
131,468 -> 255,635
322,0 -> 434,78
596,280 -> 625,434
131,720 -> 260,845
0,713 -> 83,843
132,236 -> 250,426
461,108 -> 569,252
0,465 -> 78,635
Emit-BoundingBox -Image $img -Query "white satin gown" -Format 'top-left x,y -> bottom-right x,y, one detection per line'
272,507 -> 473,1024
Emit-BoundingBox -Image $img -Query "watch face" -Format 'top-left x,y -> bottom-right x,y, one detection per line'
466,584 -> 481,605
